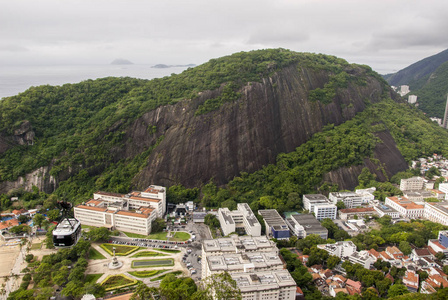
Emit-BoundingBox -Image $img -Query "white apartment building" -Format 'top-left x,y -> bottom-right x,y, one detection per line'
424,202 -> 448,226
201,235 -> 296,300
313,204 -> 337,220
400,177 -> 426,191
329,192 -> 364,209
348,250 -> 376,269
230,270 -> 297,300
385,196 -> 424,219
438,183 -> 448,200
74,199 -> 155,235
285,214 -> 328,239
317,241 -> 357,259
218,203 -> 261,236
303,194 -> 337,220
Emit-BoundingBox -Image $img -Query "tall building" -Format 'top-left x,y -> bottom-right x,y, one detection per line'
303,194 -> 337,220
443,95 -> 448,129
218,203 -> 261,236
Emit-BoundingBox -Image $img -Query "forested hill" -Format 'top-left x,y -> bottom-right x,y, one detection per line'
0,48 -> 446,205
383,48 -> 448,118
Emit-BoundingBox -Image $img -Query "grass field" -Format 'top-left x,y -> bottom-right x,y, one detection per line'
122,231 -> 191,242
122,231 -> 148,238
131,251 -> 168,258
128,270 -> 167,278
101,274 -> 137,291
146,232 -> 169,240
150,271 -> 183,281
85,273 -> 103,284
170,232 -> 190,241
131,258 -> 174,268
100,243 -> 139,256
89,248 -> 106,260
157,249 -> 181,254
30,243 -> 42,250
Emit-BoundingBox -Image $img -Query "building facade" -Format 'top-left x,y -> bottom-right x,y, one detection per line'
218,204 -> 261,236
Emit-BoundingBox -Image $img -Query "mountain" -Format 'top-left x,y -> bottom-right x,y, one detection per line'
111,58 -> 134,65
383,48 -> 448,90
383,49 -> 448,118
0,49 -> 446,203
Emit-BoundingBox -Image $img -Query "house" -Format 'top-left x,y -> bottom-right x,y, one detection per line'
329,286 -> 348,297
296,286 -> 304,300
333,274 -> 347,284
411,248 -> 433,261
402,270 -> 419,292
386,246 -> 404,260
345,279 -> 362,295
0,219 -> 20,233
12,209 -> 28,218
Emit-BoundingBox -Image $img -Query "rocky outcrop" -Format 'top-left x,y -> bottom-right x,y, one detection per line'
0,166 -> 57,194
125,64 -> 393,188
323,130 -> 409,190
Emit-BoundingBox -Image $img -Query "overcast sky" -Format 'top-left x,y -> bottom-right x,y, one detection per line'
1,0 -> 448,74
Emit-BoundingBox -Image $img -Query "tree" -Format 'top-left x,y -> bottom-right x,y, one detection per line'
33,213 -> 45,228
151,218 -> 166,233
387,284 -> 409,297
336,201 -> 346,210
61,280 -> 84,298
131,282 -> 158,300
435,252 -> 446,261
47,209 -> 60,222
200,272 -> 242,300
85,227 -> 112,242
18,214 -> 30,223
327,255 -> 341,269
398,241 -> 412,255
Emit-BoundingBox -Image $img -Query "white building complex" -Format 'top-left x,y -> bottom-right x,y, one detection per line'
201,235 -> 296,300
74,185 -> 166,235
285,214 -> 328,239
438,183 -> 448,200
385,196 -> 424,219
303,194 -> 337,220
424,202 -> 448,226
400,177 -> 426,191
317,241 -> 357,258
218,203 -> 261,236
329,192 -> 364,209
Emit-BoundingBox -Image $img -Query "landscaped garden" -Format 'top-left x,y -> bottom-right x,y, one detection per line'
157,248 -> 181,254
128,270 -> 167,278
122,230 -> 191,241
101,274 -> 138,291
131,258 -> 174,268
100,243 -> 140,256
131,251 -> 168,258
85,273 -> 103,284
89,248 -> 106,260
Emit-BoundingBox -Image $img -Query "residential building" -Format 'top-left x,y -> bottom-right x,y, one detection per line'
348,250 -> 376,269
230,270 -> 297,300
424,202 -> 448,226
317,241 -> 357,258
438,183 -> 448,200
430,189 -> 446,200
258,209 -> 290,240
385,196 -> 424,219
285,214 -> 328,239
410,248 -> 432,262
0,219 -> 19,233
386,246 -> 404,260
303,194 -> 330,211
329,192 -> 364,209
218,204 -> 261,236
201,235 -> 277,258
313,204 -> 337,220
400,177 -> 425,191
338,207 -> 377,220
408,95 -> 417,104
403,270 -> 419,292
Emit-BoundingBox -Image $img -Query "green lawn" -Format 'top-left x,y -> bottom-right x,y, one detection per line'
89,248 -> 106,260
100,243 -> 139,256
131,251 -> 168,258
122,231 -> 149,238
146,232 -> 169,240
150,271 -> 183,281
131,258 -> 174,268
30,243 -> 42,250
85,273 -> 103,284
171,232 -> 191,241
101,274 -> 138,291
157,249 -> 181,254
128,270 -> 167,278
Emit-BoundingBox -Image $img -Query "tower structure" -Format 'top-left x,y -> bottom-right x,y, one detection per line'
443,95 -> 448,129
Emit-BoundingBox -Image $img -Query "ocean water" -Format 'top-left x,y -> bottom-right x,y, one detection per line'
0,64 -> 190,99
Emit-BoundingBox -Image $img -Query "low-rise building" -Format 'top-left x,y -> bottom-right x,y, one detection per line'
317,241 -> 357,258
258,209 -> 290,240
329,192 -> 364,209
424,202 -> 448,226
348,250 -> 376,269
373,203 -> 400,219
385,196 -> 424,219
403,270 -> 419,292
218,204 -> 261,236
400,177 -> 426,191
303,194 -> 337,220
338,207 -> 377,220
285,214 -> 328,239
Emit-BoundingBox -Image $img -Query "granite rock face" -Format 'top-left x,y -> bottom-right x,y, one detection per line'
123,64 -> 401,189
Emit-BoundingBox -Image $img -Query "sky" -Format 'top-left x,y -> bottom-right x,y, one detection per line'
1,0 -> 448,74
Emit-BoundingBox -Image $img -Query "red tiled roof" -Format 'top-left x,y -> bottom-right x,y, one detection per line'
296,287 -> 303,295
75,205 -> 107,212
414,248 -> 432,257
95,191 -> 125,198
346,279 -> 362,291
116,210 -> 151,219
0,219 -> 19,230
129,196 -> 160,203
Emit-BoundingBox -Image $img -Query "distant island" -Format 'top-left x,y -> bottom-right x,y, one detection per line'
111,58 -> 134,65
151,64 -> 196,69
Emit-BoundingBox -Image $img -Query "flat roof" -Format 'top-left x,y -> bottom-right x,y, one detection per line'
290,214 -> 328,234
258,209 -> 288,227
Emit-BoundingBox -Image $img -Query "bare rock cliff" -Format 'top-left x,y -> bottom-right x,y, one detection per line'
123,64 -> 398,188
